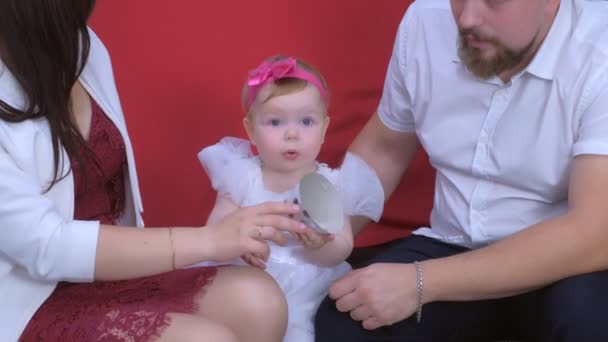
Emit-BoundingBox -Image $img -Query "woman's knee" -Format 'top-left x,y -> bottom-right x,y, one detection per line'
198,266 -> 288,338
219,266 -> 287,321
156,313 -> 238,342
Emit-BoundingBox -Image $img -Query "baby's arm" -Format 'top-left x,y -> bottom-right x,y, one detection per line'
299,214 -> 354,267
301,151 -> 383,265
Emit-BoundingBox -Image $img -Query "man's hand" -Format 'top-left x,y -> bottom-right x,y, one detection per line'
329,263 -> 419,330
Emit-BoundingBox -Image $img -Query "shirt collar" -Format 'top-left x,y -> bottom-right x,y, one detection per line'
526,0 -> 571,80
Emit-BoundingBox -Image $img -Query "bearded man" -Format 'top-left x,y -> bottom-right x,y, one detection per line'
316,0 -> 608,341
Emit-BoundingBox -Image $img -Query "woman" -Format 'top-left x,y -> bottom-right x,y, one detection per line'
0,1 -> 305,341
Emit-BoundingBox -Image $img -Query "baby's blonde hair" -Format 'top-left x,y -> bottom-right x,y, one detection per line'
242,55 -> 330,117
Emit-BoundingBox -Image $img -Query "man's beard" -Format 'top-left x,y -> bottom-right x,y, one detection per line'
457,29 -> 535,80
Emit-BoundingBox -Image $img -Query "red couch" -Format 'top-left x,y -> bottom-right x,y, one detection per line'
90,1 -> 434,247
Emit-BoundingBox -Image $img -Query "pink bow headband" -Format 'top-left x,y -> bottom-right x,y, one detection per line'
246,57 -> 328,109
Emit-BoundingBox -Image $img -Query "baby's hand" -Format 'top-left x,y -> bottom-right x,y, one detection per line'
295,228 -> 334,250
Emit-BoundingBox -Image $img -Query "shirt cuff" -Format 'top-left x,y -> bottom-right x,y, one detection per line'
55,220 -> 100,282
572,141 -> 608,157
377,106 -> 416,133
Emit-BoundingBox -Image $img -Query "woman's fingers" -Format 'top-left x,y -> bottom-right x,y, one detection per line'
255,226 -> 287,246
254,214 -> 305,234
242,253 -> 266,269
241,253 -> 254,266
251,202 -> 306,234
254,201 -> 301,216
246,239 -> 270,261
218,202 -> 307,260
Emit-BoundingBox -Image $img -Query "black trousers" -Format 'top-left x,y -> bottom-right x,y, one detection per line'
315,235 -> 608,342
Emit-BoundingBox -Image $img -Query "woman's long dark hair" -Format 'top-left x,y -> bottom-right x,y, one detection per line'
0,0 -> 96,190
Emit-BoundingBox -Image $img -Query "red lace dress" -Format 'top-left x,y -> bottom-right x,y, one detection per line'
19,99 -> 217,342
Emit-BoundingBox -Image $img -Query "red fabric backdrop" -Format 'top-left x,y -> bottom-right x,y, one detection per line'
90,1 -> 433,246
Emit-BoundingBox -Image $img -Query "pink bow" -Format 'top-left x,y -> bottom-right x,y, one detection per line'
247,58 -> 297,86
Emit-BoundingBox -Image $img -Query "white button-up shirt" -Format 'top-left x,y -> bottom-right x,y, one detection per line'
378,0 -> 608,248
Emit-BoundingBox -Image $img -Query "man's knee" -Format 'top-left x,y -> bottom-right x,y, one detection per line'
538,271 -> 608,341
315,296 -> 366,342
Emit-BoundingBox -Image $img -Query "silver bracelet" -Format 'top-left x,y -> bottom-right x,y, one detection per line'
413,261 -> 423,323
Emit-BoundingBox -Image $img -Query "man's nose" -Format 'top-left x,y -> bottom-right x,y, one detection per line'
457,0 -> 484,31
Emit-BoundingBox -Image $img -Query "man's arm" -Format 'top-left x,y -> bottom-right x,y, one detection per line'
348,112 -> 420,235
329,154 -> 608,330
423,154 -> 608,302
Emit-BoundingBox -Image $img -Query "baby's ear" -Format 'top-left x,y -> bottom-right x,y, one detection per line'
321,116 -> 330,144
243,117 -> 256,145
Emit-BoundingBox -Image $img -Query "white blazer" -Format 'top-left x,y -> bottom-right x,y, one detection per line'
0,29 -> 144,341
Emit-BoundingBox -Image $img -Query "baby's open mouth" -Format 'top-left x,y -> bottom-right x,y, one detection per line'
283,150 -> 298,160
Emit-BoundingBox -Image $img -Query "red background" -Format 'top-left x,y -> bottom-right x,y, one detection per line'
90,1 -> 432,246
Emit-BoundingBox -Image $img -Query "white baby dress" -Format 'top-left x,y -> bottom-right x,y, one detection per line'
196,137 -> 384,342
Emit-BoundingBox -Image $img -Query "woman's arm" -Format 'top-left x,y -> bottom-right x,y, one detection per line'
0,146 -> 304,283
95,225 -> 201,280
93,200 -> 304,281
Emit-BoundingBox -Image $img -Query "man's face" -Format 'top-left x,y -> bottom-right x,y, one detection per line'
451,0 -> 556,79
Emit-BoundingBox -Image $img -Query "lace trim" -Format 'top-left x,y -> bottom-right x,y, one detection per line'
20,267 -> 218,342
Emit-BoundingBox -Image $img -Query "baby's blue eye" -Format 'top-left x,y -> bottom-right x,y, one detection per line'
486,0 -> 508,7
270,119 -> 281,126
302,118 -> 313,126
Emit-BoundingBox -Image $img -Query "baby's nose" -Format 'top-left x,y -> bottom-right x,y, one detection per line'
284,127 -> 299,139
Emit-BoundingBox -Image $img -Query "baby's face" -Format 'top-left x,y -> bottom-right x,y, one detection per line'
245,84 -> 329,176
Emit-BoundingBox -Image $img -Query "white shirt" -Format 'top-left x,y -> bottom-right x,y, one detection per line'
0,29 -> 144,341
378,0 -> 608,248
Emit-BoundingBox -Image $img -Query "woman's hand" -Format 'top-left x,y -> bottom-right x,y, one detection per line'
241,228 -> 334,268
200,202 -> 305,265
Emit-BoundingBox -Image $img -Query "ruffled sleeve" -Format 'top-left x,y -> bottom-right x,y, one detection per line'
332,152 -> 385,221
197,137 -> 257,205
